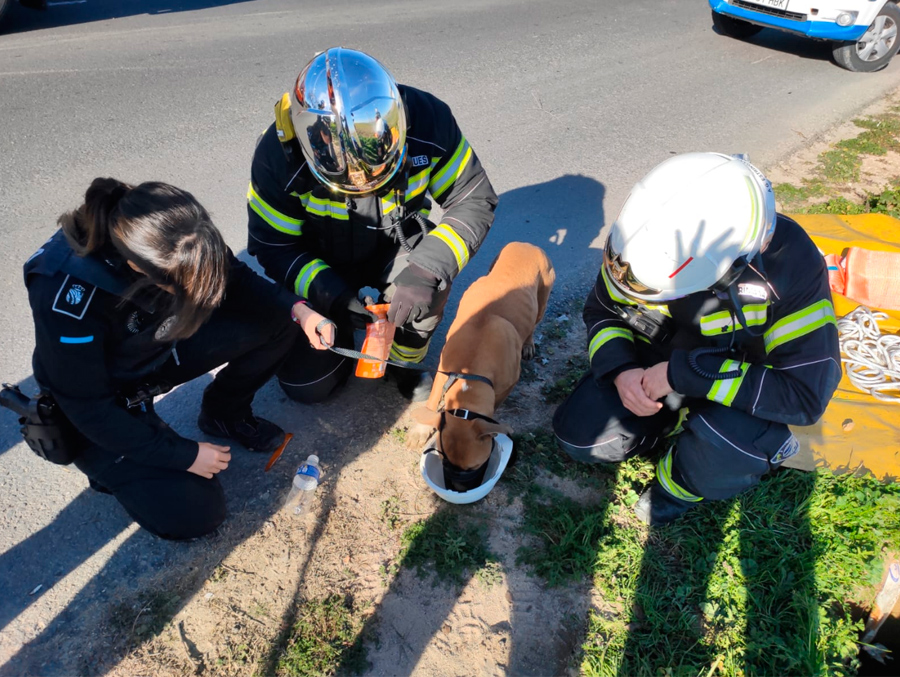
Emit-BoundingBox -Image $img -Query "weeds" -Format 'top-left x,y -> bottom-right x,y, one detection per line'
398,509 -> 497,586
379,496 -> 402,531
275,595 -> 368,676
541,354 -> 589,403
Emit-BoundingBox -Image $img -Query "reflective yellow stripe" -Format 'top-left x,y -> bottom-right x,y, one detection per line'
600,266 -> 637,306
657,448 -> 703,503
429,224 -> 469,272
699,303 -> 768,336
666,407 -> 690,438
247,184 -> 303,235
741,176 -> 762,251
588,327 -> 634,361
706,360 -> 750,407
429,138 -> 472,198
763,299 -> 836,354
407,167 -> 431,199
390,341 -> 428,363
300,193 -> 349,221
294,259 -> 329,297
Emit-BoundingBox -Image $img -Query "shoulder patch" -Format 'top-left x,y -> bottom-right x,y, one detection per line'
411,154 -> 430,167
738,283 -> 768,301
52,275 -> 97,320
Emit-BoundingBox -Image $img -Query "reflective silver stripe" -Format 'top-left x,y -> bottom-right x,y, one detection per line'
294,259 -> 329,297
300,193 -> 349,221
763,299 -> 836,354
706,360 -> 749,407
588,327 -> 634,361
247,184 -> 303,235
699,303 -> 768,336
429,138 -> 472,198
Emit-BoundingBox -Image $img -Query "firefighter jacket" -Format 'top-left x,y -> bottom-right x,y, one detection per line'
584,215 -> 842,427
247,85 -> 498,314
24,230 -> 294,470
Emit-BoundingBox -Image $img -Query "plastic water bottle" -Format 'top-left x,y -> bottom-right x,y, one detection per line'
285,455 -> 321,516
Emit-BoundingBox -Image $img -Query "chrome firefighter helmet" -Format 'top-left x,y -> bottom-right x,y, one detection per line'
291,48 -> 407,195
604,152 -> 776,303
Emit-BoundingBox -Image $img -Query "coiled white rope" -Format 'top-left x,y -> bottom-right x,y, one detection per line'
837,306 -> 900,403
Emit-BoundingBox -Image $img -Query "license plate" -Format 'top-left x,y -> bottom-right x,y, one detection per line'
742,0 -> 789,9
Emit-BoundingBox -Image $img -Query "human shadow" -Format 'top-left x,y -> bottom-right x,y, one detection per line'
615,469 -> 820,675
2,0 -> 256,35
0,253 -> 410,675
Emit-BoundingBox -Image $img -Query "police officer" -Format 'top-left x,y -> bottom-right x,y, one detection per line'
247,48 -> 498,402
553,153 -> 842,525
25,178 -> 332,540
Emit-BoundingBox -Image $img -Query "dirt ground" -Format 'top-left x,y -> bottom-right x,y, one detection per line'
17,90 -> 900,677
102,302 -> 594,677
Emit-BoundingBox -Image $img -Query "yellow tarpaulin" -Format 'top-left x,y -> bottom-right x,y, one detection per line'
788,214 -> 900,483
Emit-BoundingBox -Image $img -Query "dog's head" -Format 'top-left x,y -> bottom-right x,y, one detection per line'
413,407 -> 512,492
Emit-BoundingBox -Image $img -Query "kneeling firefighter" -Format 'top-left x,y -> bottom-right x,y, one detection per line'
246,48 -> 498,402
10,178 -> 331,540
553,153 -> 841,525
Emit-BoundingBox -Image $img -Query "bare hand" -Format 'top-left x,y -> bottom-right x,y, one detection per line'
641,362 -> 673,401
614,368 -> 663,417
188,442 -> 231,479
292,302 -> 334,350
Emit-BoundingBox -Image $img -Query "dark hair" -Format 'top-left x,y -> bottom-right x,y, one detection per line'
59,178 -> 229,340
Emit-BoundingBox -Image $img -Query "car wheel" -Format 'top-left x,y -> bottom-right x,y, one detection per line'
833,2 -> 900,72
712,10 -> 764,39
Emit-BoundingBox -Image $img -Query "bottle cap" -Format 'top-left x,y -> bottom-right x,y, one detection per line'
308,454 -> 319,464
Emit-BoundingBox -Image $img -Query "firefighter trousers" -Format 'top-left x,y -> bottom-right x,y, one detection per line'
552,373 -> 796,502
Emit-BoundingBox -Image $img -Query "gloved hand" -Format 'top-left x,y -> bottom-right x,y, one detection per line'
332,289 -> 378,331
388,264 -> 440,327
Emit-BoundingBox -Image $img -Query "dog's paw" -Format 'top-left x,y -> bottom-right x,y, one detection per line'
406,423 -> 436,450
522,338 -> 535,361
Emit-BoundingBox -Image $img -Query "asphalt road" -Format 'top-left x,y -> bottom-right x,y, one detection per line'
2,0 -> 900,672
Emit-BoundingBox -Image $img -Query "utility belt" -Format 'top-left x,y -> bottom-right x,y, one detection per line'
0,384 -> 86,465
0,380 -> 173,465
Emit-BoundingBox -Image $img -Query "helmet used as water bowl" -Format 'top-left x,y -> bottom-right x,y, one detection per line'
420,434 -> 514,505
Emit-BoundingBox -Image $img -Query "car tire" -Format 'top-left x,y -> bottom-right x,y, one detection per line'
833,2 -> 900,72
711,10 -> 764,39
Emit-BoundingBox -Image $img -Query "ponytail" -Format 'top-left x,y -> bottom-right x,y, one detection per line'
59,177 -> 132,255
58,179 -> 229,341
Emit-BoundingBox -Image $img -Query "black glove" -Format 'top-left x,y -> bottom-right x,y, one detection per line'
332,289 -> 378,331
388,265 -> 440,327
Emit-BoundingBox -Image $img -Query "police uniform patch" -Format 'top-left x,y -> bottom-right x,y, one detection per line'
771,434 -> 799,464
52,275 -> 96,320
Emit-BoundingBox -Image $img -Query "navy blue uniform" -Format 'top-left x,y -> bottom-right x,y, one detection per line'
554,216 -> 842,502
25,231 -> 300,539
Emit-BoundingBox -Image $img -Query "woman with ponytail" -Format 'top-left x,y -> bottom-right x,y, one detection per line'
24,178 -> 332,540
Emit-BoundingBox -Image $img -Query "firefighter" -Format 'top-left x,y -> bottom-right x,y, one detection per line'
24,178 -> 332,540
247,48 -> 498,402
553,153 -> 842,525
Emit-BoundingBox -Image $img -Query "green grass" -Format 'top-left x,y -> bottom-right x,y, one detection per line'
398,509 -> 498,586
541,354 -> 589,404
275,595 -> 368,676
507,447 -> 900,677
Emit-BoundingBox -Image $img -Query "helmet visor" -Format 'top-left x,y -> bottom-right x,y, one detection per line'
604,238 -> 661,300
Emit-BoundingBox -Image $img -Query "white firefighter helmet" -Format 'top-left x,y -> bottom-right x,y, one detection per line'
291,48 -> 407,194
604,152 -> 776,303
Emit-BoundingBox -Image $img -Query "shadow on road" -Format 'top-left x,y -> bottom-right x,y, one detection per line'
711,22 -> 840,66
1,0 -> 254,35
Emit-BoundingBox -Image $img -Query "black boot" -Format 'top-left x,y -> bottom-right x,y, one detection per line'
197,409 -> 286,454
634,482 -> 694,526
388,366 -> 433,402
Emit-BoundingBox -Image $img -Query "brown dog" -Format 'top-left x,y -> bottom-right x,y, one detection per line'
408,242 -> 555,477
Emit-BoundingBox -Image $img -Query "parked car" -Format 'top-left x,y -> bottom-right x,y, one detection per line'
0,0 -> 46,30
709,0 -> 900,71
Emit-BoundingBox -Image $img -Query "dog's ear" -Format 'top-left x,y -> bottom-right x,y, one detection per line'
472,418 -> 513,439
412,407 -> 442,429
